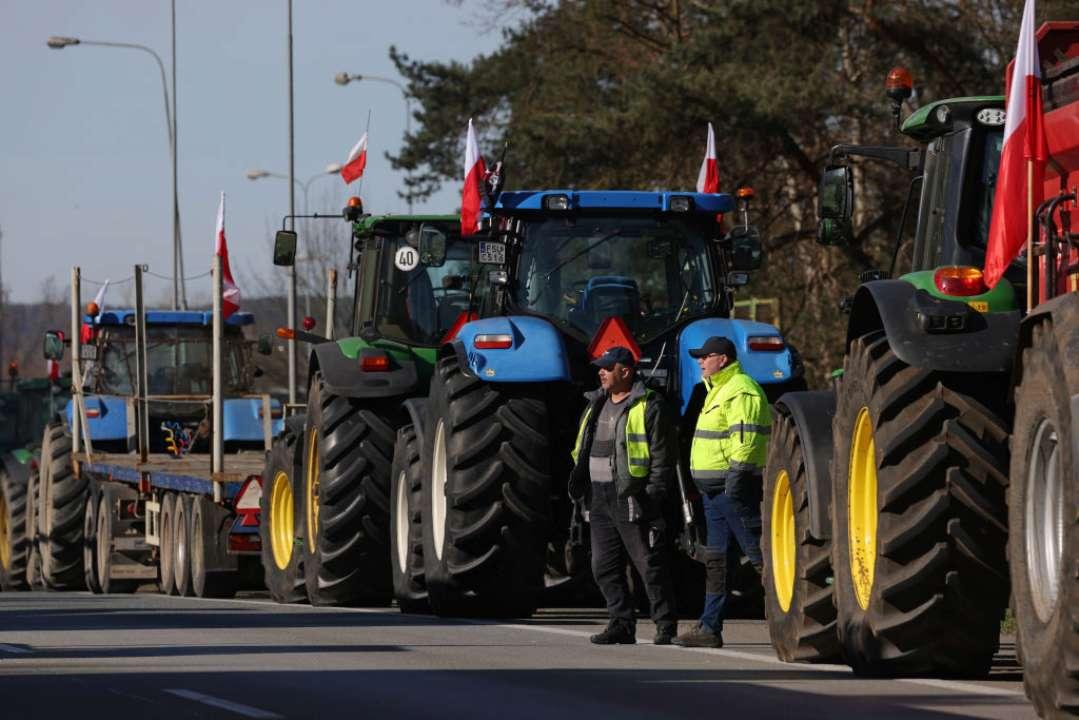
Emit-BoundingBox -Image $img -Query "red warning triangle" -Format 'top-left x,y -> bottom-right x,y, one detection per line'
586,316 -> 641,362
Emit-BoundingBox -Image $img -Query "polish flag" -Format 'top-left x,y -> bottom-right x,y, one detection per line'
983,0 -> 1048,288
461,118 -> 487,237
216,192 -> 241,320
340,132 -> 368,185
696,122 -> 719,194
90,280 -> 110,317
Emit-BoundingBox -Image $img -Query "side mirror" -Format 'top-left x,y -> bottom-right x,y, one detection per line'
818,165 -> 854,221
726,271 -> 751,287
273,230 -> 298,266
257,335 -> 273,356
44,331 -> 65,361
418,224 -> 447,267
726,225 -> 763,271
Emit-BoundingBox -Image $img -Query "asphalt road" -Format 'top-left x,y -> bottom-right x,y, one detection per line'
0,591 -> 1031,720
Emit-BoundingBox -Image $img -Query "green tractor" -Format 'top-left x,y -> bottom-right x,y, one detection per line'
762,77 -> 1020,674
262,207 -> 476,609
0,373 -> 70,590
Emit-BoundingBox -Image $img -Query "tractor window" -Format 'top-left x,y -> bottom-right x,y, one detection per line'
968,127 -> 1003,249
912,131 -> 968,270
372,222 -> 479,346
513,215 -> 721,342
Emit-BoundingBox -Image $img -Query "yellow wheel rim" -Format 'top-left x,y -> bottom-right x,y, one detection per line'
770,470 -> 796,613
269,470 -> 294,570
305,427 -> 320,554
848,406 -> 878,611
0,493 -> 9,571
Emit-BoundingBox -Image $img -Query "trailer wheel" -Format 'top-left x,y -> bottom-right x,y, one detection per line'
422,355 -> 551,618
173,494 -> 193,597
158,494 -> 177,595
82,489 -> 102,594
389,425 -> 429,613
97,487 -> 137,594
831,331 -> 1009,677
189,495 -> 238,599
762,408 -> 839,662
302,375 -> 395,606
25,468 -> 42,589
260,421 -> 306,604
0,463 -> 30,591
39,423 -> 87,590
1009,317 -> 1079,716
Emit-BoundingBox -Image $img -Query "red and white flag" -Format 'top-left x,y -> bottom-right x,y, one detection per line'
984,0 -> 1048,288
340,132 -> 368,185
461,118 -> 487,237
91,279 -> 109,317
216,192 -> 241,320
696,122 -> 719,194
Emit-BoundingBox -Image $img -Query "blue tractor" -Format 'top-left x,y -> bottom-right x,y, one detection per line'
387,189 -> 804,617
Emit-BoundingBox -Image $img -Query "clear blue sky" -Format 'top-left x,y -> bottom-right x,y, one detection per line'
1,1 -> 504,304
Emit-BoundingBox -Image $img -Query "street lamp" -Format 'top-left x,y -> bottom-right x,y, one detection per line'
334,72 -> 414,214
47,35 -> 186,310
245,164 -> 341,212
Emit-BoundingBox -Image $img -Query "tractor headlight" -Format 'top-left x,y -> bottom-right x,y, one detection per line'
543,194 -> 570,211
670,196 -> 693,212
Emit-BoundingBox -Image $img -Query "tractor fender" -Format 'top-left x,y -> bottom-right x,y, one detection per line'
774,391 -> 836,540
310,341 -> 420,399
1012,292 -> 1079,392
677,317 -> 795,412
847,280 -> 1020,374
449,316 -> 571,383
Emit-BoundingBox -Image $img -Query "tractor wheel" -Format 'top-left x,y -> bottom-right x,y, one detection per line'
389,425 -> 429,614
831,331 -> 1009,677
173,494 -> 194,597
159,493 -> 176,595
25,468 -> 42,590
762,408 -> 840,662
422,355 -> 552,618
302,375 -> 395,606
39,423 -> 87,590
260,420 -> 307,604
0,463 -> 30,590
82,488 -> 102,594
96,486 -> 137,594
1009,317 -> 1079,717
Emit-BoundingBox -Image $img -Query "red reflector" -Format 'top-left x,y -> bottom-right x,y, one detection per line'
747,336 -> 785,352
85,407 -> 101,418
275,327 -> 295,340
933,266 -> 987,297
228,535 -> 261,552
361,353 -> 390,371
441,310 -> 478,344
473,334 -> 512,350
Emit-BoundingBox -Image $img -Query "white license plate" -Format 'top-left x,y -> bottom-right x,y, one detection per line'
478,241 -> 506,265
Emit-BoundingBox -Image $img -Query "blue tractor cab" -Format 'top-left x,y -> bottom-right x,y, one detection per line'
406,187 -> 803,618
68,309 -> 282,453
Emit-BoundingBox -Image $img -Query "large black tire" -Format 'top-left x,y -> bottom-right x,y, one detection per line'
260,420 -> 307,604
25,468 -> 42,590
83,488 -> 102,594
0,462 -> 30,590
39,423 -> 87,590
389,425 -> 429,613
159,493 -> 177,595
421,355 -> 552,618
173,494 -> 194,597
831,331 -> 1010,677
302,375 -> 395,606
96,486 -> 137,594
190,495 -> 239,599
1009,316 -> 1079,717
762,408 -> 840,662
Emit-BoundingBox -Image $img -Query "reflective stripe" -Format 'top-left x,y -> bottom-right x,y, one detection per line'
626,433 -> 648,443
694,429 -> 729,439
629,458 -> 649,467
727,423 -> 771,436
691,470 -> 726,480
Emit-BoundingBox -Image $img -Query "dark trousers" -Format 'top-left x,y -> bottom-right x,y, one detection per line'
699,474 -> 763,632
589,481 -> 677,629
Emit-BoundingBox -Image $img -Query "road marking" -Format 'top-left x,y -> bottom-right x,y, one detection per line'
160,595 -> 1025,699
164,689 -> 282,719
0,644 -> 30,654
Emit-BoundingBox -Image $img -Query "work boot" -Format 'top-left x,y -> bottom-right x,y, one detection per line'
653,623 -> 678,645
673,623 -> 723,648
590,621 -> 636,645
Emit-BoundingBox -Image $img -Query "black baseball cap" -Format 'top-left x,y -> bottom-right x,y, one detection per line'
688,336 -> 738,360
591,346 -> 636,369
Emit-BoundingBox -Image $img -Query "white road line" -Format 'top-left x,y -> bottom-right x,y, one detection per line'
164,689 -> 283,719
159,595 -> 1024,699
0,644 -> 29,654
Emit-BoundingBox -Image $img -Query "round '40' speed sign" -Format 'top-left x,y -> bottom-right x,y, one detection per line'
395,246 -> 419,272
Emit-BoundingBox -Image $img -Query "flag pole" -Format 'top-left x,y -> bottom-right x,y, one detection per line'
1027,158 -> 1034,311
357,109 -> 372,199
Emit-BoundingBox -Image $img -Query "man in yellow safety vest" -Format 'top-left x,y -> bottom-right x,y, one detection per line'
674,336 -> 771,648
569,346 -> 679,645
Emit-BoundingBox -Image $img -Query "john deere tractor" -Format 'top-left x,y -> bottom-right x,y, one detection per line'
761,75 -> 1019,674
263,208 -> 477,610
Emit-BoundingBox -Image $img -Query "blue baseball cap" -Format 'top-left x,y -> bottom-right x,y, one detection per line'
591,346 -> 636,369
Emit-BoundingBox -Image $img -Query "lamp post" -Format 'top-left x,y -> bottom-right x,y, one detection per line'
334,72 -> 413,213
47,35 -> 186,310
245,164 -> 342,211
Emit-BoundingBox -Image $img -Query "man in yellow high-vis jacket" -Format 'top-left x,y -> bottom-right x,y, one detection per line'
569,346 -> 678,646
674,336 -> 771,649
